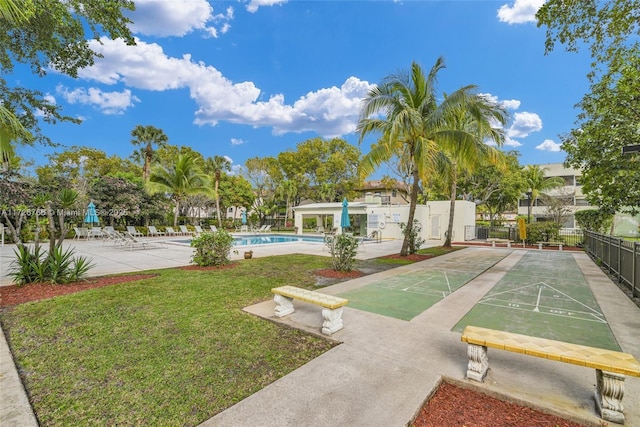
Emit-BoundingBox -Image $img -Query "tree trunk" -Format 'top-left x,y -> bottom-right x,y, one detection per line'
173,201 -> 180,227
401,167 -> 421,256
215,177 -> 222,228
444,167 -> 457,248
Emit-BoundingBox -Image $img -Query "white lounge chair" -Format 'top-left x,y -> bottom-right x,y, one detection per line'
194,225 -> 204,235
147,226 -> 166,237
88,227 -> 103,239
260,225 -> 271,233
255,225 -> 267,233
74,227 -> 89,240
179,225 -> 193,236
209,225 -> 218,232
165,227 -> 179,236
126,226 -> 143,237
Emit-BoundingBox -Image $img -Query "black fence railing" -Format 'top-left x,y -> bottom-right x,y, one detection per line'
584,231 -> 639,298
466,226 -> 584,247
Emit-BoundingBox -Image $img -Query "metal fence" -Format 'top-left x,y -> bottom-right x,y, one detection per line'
584,231 -> 639,298
466,226 -> 584,247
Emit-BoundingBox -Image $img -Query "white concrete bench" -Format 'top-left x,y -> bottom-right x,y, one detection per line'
271,286 -> 348,335
536,241 -> 563,250
461,325 -> 640,424
487,238 -> 511,248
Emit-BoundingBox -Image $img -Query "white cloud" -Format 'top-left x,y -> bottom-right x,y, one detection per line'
507,111 -> 542,138
56,85 -> 139,115
504,136 -> 523,147
536,139 -> 562,152
246,0 -> 288,13
128,0 -> 233,38
497,0 -> 545,24
479,93 -> 520,110
230,138 -> 245,146
79,38 -> 374,137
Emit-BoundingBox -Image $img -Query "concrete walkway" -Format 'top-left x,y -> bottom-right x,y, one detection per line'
1,244 -> 639,426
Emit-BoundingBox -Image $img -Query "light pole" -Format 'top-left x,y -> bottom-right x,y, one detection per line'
526,190 -> 533,223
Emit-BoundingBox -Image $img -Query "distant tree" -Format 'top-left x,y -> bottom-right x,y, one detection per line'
130,125 -> 169,181
204,155 -> 231,227
218,174 -> 255,223
276,179 -> 298,221
523,165 -> 564,222
146,154 -> 215,227
0,0 -> 135,147
89,176 -> 143,227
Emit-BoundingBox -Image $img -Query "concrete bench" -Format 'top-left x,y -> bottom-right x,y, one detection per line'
461,325 -> 640,424
271,286 -> 349,335
487,238 -> 511,248
536,241 -> 563,250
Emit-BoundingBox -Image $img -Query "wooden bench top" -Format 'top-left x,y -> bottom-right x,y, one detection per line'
462,325 -> 640,377
272,286 -> 348,310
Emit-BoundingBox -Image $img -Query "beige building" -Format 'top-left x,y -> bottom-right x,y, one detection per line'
517,163 -> 595,228
353,180 -> 410,205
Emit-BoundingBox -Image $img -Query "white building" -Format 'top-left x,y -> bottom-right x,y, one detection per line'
293,200 -> 476,242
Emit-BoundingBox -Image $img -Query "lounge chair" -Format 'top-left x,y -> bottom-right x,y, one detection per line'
239,225 -> 248,233
255,225 -> 267,233
73,227 -> 89,240
209,225 -> 218,232
126,226 -> 143,238
147,226 -> 166,237
102,228 -> 123,245
164,226 -> 179,236
179,225 -> 193,236
260,224 -> 271,233
88,227 -> 103,239
194,225 -> 204,235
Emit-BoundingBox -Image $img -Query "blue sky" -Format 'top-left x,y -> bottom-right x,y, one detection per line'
14,0 -> 592,177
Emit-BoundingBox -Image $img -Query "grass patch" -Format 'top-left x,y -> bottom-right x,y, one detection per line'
418,246 -> 466,257
0,255 -> 337,426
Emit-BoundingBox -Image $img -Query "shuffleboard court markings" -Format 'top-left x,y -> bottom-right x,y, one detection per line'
477,281 -> 606,324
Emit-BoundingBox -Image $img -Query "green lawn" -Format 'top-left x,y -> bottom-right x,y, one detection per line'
0,255 -> 342,426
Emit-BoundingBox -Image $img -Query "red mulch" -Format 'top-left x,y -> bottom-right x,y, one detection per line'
412,382 -> 586,427
0,274 -> 156,308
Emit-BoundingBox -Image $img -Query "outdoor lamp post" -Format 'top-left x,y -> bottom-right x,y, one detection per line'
526,190 -> 533,223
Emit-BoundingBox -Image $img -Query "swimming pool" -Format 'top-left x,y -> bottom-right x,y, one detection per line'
233,234 -> 325,246
170,234 -> 326,246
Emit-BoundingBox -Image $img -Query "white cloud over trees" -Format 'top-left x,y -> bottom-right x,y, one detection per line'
497,0 -> 545,24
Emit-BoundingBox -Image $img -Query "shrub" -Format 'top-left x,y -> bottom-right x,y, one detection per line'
326,233 -> 358,271
9,246 -> 95,286
526,222 -> 562,244
191,230 -> 236,267
399,220 -> 425,254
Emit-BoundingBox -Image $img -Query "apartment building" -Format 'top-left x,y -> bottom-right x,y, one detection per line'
517,163 -> 594,228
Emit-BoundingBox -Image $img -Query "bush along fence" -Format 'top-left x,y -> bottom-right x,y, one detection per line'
584,230 -> 639,299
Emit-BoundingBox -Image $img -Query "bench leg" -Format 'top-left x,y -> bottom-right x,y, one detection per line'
491,241 -> 496,248
321,307 -> 344,335
558,244 -> 563,251
507,241 -> 511,248
595,369 -> 626,424
538,243 -> 543,250
466,344 -> 489,382
273,294 -> 295,317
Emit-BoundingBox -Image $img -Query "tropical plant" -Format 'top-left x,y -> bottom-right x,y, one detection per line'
398,220 -> 425,255
9,245 -> 94,286
130,125 -> 169,181
204,155 -> 231,228
523,165 -> 564,222
574,209 -> 614,234
326,233 -> 359,272
358,57 -> 507,252
146,153 -> 215,227
190,230 -> 237,267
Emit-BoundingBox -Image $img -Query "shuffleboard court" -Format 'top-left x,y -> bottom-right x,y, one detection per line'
338,250 -> 510,321
453,251 -> 620,351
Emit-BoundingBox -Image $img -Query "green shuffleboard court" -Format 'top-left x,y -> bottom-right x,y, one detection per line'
339,250 -> 509,321
453,251 -> 620,351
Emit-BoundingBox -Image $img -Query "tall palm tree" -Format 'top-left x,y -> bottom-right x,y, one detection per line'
130,125 -> 169,181
276,179 -> 298,221
436,92 -> 508,247
146,153 -> 215,227
523,165 -> 564,222
204,155 -> 231,227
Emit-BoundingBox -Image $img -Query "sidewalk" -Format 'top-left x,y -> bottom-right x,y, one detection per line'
204,248 -> 640,427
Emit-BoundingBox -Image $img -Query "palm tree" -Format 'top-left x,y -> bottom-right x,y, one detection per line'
523,165 -> 564,222
204,155 -> 231,227
146,153 -> 215,227
130,125 -> 169,181
276,179 -> 298,222
436,92 -> 508,247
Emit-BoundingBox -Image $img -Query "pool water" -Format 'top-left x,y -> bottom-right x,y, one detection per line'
171,234 -> 325,246
233,234 -> 325,246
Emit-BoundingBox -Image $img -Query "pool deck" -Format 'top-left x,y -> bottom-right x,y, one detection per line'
0,234 -> 408,287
